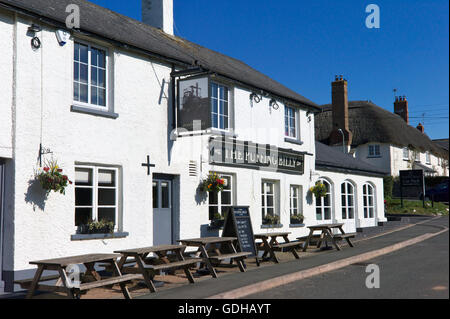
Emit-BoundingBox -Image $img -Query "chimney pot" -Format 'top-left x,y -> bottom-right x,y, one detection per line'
142,0 -> 174,35
394,95 -> 409,124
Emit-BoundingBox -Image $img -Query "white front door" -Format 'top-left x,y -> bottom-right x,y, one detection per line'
153,180 -> 172,246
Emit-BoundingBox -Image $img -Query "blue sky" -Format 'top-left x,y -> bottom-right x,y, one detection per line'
90,0 -> 449,140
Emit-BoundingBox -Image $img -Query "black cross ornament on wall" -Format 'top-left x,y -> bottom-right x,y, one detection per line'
141,155 -> 156,176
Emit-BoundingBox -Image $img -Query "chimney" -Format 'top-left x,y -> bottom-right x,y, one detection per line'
142,0 -> 174,35
416,123 -> 424,133
329,75 -> 353,149
394,95 -> 409,124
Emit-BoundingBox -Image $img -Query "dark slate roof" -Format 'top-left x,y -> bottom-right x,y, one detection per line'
315,101 -> 448,159
433,139 -> 449,152
0,0 -> 318,110
315,141 -> 388,176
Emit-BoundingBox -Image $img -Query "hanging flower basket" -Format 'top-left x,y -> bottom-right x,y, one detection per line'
36,160 -> 72,194
309,181 -> 327,198
201,172 -> 225,193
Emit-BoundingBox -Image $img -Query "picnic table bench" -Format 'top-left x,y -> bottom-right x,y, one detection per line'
15,253 -> 141,299
115,244 -> 199,293
254,232 -> 302,263
301,223 -> 356,251
178,237 -> 251,278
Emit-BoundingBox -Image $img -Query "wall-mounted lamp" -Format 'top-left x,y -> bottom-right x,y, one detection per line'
306,111 -> 312,122
250,93 -> 261,103
269,99 -> 279,110
28,24 -> 42,50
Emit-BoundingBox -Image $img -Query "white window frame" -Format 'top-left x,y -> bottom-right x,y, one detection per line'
73,40 -> 109,110
261,180 -> 279,220
426,152 -> 431,164
208,173 -> 234,219
285,106 -> 298,139
402,147 -> 409,160
210,82 -> 230,132
363,183 -> 375,218
289,185 -> 302,219
316,178 -> 332,221
74,165 -> 119,232
341,181 -> 355,220
368,144 -> 381,157
415,152 -> 421,162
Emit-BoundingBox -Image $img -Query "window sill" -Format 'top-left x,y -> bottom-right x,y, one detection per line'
261,224 -> 283,229
71,104 -> 119,119
284,138 -> 304,146
71,232 -> 129,241
289,223 -> 305,228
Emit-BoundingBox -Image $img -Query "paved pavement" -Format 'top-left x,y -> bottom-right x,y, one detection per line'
138,216 -> 448,299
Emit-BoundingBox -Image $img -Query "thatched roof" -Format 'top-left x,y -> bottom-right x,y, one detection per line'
0,0 -> 318,110
433,139 -> 449,152
315,101 -> 448,159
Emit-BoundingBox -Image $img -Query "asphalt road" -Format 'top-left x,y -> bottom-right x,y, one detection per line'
247,218 -> 449,299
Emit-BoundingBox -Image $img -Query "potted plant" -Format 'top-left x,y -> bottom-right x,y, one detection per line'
309,181 -> 327,198
79,220 -> 115,234
290,213 -> 305,225
201,172 -> 225,193
263,215 -> 280,226
35,159 -> 72,194
210,212 -> 225,228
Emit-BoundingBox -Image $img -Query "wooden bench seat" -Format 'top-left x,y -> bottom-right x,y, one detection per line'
14,274 -> 61,288
77,274 -> 142,291
272,241 -> 303,252
146,258 -> 199,271
333,233 -> 356,239
209,252 -> 251,261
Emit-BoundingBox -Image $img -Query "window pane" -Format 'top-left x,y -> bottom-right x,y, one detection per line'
209,206 -> 218,220
261,195 -> 265,207
79,44 -> 88,63
209,191 -> 218,205
74,43 -> 80,61
324,208 -> 331,220
98,69 -> 106,88
267,208 -> 274,216
349,208 -> 354,219
221,191 -> 231,205
75,168 -> 93,186
98,50 -> 105,68
267,195 -> 274,207
75,208 -> 92,226
324,194 -> 330,206
369,208 -> 374,218
91,86 -> 98,105
98,208 -> 115,224
348,195 -> 354,207
91,67 -> 98,86
80,63 -> 88,84
341,195 -> 346,206
98,170 -> 115,187
161,182 -> 170,208
98,88 -> 106,106
74,62 -> 79,81
212,113 -> 218,128
74,82 -> 79,101
341,183 -> 346,193
98,188 -> 115,206
211,83 -> 218,98
80,84 -> 88,103
342,208 -> 346,219
75,188 -> 92,206
316,208 -> 322,220
153,182 -> 158,208
91,48 -> 98,67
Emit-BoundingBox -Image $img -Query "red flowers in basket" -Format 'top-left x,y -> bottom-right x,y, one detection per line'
201,172 -> 225,193
36,160 -> 72,194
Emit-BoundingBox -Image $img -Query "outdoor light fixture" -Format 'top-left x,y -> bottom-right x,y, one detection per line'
28,24 -> 42,50
28,24 -> 42,33
269,99 -> 279,110
250,93 -> 261,103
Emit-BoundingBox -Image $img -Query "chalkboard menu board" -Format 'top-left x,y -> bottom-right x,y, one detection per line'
222,206 -> 259,266
400,169 -> 424,187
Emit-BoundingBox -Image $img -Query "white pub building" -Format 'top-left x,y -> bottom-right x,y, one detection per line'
0,0 -> 387,292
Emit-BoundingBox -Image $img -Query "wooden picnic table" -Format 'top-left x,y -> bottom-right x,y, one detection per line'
115,244 -> 199,293
15,253 -> 141,299
301,223 -> 355,252
178,237 -> 251,278
254,232 -> 302,263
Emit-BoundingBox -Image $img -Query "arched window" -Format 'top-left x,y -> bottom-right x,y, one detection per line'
341,181 -> 355,219
363,183 -> 375,218
316,179 -> 332,221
